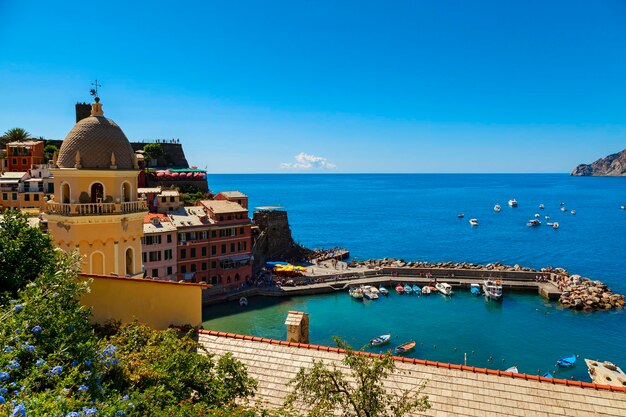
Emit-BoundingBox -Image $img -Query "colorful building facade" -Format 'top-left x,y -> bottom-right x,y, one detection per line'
142,213 -> 178,280
6,140 -> 45,172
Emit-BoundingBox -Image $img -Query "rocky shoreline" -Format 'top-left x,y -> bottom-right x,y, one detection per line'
347,258 -> 624,312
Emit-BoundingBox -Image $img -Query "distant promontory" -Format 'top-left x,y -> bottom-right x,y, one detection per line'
571,148 -> 626,176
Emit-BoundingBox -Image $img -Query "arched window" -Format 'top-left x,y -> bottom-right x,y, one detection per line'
121,182 -> 131,203
125,248 -> 134,276
90,252 -> 104,275
61,183 -> 71,204
91,182 -> 104,203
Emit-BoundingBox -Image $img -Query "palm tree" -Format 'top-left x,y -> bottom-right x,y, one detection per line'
1,128 -> 32,147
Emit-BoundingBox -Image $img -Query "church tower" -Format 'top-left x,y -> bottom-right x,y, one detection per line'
44,97 -> 147,276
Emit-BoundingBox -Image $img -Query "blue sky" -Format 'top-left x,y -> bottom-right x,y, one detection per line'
1,0 -> 625,173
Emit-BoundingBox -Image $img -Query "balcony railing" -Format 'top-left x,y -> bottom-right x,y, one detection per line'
45,200 -> 147,216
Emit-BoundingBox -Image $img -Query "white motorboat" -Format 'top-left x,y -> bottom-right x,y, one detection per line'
545,215 -> 550,220
560,207 -> 567,212
508,199 -> 518,207
378,286 -> 389,296
534,213 -> 540,218
361,286 -> 378,300
494,204 -> 501,212
527,219 -> 541,227
469,218 -> 479,226
621,205 -> 625,210
482,279 -> 503,301
458,213 -> 465,218
571,210 -> 576,215
560,202 -> 565,206
505,365 -> 519,374
539,204 -> 545,209
546,222 -> 553,226
239,297 -> 248,306
349,287 -> 364,300
552,222 -> 559,229
436,282 -> 453,296
421,285 -> 431,295
362,285 -> 379,294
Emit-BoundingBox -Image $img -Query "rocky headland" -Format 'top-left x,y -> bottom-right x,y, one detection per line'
571,148 -> 626,176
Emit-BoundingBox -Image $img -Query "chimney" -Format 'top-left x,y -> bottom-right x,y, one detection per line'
75,102 -> 91,123
285,311 -> 309,344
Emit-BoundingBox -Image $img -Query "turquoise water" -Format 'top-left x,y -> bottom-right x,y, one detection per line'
202,174 -> 626,380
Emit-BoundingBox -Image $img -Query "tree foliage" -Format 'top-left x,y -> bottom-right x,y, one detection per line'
44,144 -> 59,162
143,143 -> 164,164
0,210 -> 56,295
1,128 -> 32,147
285,338 -> 430,417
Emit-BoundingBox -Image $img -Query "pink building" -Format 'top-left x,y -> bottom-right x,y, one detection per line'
141,213 -> 178,280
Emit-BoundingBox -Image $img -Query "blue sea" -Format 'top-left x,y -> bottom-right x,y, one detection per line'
203,174 -> 626,380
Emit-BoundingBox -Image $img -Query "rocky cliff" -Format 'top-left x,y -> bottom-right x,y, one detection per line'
252,210 -> 311,270
571,148 -> 626,176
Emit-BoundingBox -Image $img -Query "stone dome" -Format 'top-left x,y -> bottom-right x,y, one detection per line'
57,113 -> 136,170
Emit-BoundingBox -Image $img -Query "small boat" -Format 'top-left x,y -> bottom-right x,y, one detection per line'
543,372 -> 553,379
505,366 -> 518,373
436,282 -> 453,296
560,202 -> 565,206
429,285 -> 438,292
362,285 -> 379,294
545,215 -> 550,220
494,204 -> 501,212
534,213 -> 540,218
552,222 -> 559,229
539,204 -> 545,209
404,284 -> 413,294
421,286 -> 431,295
470,283 -> 481,296
394,340 -> 416,355
482,279 -> 503,301
570,210 -> 576,215
469,218 -> 479,226
370,334 -> 391,346
527,219 -> 541,227
621,205 -> 625,210
378,285 -> 389,296
556,354 -> 577,367
412,284 -> 421,294
546,222 -> 553,226
363,288 -> 379,300
395,284 -> 404,294
349,287 -> 364,300
508,199 -> 518,207
239,297 -> 248,306
560,207 -> 567,212
457,213 -> 465,218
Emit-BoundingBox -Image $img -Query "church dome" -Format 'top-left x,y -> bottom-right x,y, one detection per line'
57,101 -> 136,170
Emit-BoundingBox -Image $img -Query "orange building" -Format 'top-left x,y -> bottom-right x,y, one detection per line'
6,140 -> 45,172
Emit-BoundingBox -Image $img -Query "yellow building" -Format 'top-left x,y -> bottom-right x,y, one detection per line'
44,98 -> 147,276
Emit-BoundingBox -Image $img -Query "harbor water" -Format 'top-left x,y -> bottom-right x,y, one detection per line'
203,174 -> 626,380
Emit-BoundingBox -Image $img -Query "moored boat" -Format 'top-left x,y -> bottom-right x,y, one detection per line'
469,218 -> 479,226
421,285 -> 431,295
378,285 -> 389,296
561,207 -> 567,212
404,284 -> 413,294
552,222 -> 559,229
470,283 -> 481,296
571,210 -> 576,215
543,372 -> 553,379
436,282 -> 453,296
239,297 -> 248,306
527,219 -> 541,227
556,354 -> 577,367
395,284 -> 404,294
370,333 -> 391,346
539,204 -> 545,209
505,366 -> 518,373
545,215 -> 550,220
349,287 -> 364,300
482,279 -> 503,301
394,340 -> 416,355
363,288 -> 379,300
412,284 -> 421,294
458,213 -> 465,218
534,213 -> 540,218
508,199 -> 518,207
494,204 -> 501,212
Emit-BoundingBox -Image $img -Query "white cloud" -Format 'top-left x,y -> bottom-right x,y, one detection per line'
280,152 -> 337,170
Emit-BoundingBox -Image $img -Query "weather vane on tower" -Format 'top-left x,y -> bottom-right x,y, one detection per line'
90,79 -> 102,102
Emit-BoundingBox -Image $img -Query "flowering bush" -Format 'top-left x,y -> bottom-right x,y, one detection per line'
0,248 -> 257,416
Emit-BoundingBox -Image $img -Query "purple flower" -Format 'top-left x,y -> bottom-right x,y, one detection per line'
71,360 -> 79,367
0,387 -> 7,394
31,325 -> 42,334
78,385 -> 88,391
35,359 -> 45,367
2,346 -> 14,353
121,394 -> 129,401
12,305 -> 23,313
11,403 -> 26,417
84,359 -> 92,367
14,329 -> 21,335
48,365 -> 63,376
23,345 -> 34,353
102,344 -> 117,357
83,407 -> 97,415
7,360 -> 20,370
66,413 -> 80,417
0,395 -> 4,404
115,411 -> 126,416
